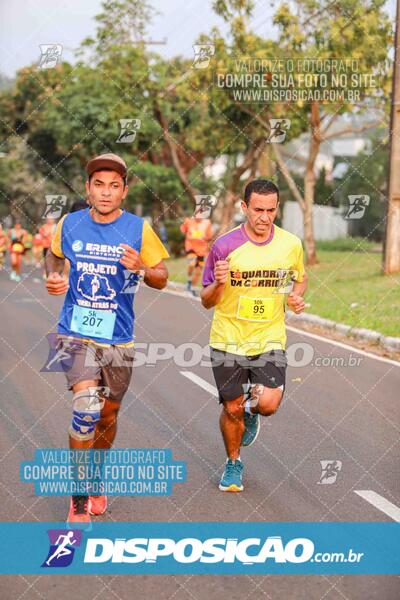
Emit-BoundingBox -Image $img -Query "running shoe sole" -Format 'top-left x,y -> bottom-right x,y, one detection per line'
218,483 -> 244,492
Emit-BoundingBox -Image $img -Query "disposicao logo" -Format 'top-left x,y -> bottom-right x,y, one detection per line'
83,536 -> 314,564
41,529 -> 82,568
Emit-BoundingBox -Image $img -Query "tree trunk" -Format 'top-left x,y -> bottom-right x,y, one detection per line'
153,103 -> 198,205
303,167 -> 318,265
219,188 -> 238,233
258,146 -> 275,177
302,102 -> 321,265
218,139 -> 266,233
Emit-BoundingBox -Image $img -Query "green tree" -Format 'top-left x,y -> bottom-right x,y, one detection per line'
213,0 -> 392,263
0,137 -> 49,227
334,135 -> 388,241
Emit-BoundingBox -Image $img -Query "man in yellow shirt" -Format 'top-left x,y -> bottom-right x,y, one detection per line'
201,180 -> 307,492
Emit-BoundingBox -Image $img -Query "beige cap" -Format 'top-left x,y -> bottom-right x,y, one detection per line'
86,153 -> 127,178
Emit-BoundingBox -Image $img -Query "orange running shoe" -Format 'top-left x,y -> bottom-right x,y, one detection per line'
67,495 -> 91,527
89,495 -> 108,515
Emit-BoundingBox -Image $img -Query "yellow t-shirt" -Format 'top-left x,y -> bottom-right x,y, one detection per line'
202,224 -> 305,355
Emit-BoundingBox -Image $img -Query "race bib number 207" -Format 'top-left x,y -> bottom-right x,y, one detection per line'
70,306 -> 116,339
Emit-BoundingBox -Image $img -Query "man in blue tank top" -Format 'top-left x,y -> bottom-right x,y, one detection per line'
45,153 -> 169,526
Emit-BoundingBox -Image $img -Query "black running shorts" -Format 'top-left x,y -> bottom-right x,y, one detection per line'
210,347 -> 287,403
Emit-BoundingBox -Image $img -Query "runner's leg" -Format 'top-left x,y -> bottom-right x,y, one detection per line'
10,253 -> 17,279
67,378 -> 101,524
89,345 -> 133,514
93,397 -> 121,449
220,396 -> 245,460
186,254 -> 196,290
251,386 -> 284,416
16,255 -> 22,277
191,257 -> 203,287
211,348 -> 247,459
69,379 -> 100,450
248,350 -> 286,416
93,345 -> 133,449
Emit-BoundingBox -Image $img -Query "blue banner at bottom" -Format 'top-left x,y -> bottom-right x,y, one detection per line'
0,522 -> 398,574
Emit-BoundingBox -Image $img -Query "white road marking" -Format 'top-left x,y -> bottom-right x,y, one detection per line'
354,490 -> 400,522
161,287 -> 198,300
181,370 -> 400,522
180,371 -> 218,397
154,286 -> 400,368
286,325 -> 400,368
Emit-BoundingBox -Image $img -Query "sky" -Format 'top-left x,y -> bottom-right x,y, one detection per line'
0,0 -> 277,78
0,0 -> 396,79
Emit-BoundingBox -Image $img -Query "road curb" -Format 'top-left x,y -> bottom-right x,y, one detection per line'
168,282 -> 400,353
167,282 -> 400,352
286,311 -> 400,352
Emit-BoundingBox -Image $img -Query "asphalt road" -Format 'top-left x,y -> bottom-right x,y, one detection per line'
0,266 -> 399,599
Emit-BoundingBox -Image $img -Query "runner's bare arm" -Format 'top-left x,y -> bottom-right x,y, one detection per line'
45,250 -> 69,296
201,281 -> 225,309
119,244 -> 168,290
292,272 -> 308,297
287,272 -> 308,314
142,260 -> 168,289
45,249 -> 65,276
200,259 -> 230,309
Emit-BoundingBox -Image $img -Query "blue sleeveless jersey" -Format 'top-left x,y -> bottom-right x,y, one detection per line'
57,209 -> 143,344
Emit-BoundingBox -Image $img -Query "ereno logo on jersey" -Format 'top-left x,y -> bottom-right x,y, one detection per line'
85,242 -> 124,259
72,240 -> 125,260
77,272 -> 116,301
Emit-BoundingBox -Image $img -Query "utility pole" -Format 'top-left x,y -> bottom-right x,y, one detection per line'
383,0 -> 400,274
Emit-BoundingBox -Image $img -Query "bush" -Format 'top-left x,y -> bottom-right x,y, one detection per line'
165,220 -> 185,257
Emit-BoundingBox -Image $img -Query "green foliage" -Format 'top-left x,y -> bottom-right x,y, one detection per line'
81,0 -> 157,54
333,136 -> 388,241
126,160 -> 183,218
314,168 -> 336,206
0,137 -> 50,227
0,0 -> 392,247
272,0 -> 392,111
164,220 -> 185,257
315,237 -> 376,252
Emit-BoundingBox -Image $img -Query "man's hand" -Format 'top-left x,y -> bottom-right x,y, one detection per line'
45,272 -> 69,296
214,259 -> 230,285
119,244 -> 145,272
287,292 -> 305,314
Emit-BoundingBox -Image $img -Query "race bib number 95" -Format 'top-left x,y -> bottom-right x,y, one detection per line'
236,297 -> 274,322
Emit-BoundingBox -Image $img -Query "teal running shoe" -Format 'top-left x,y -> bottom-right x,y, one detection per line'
219,459 -> 244,492
241,411 -> 260,447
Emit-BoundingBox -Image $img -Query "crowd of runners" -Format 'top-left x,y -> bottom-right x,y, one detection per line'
0,217 -> 57,281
